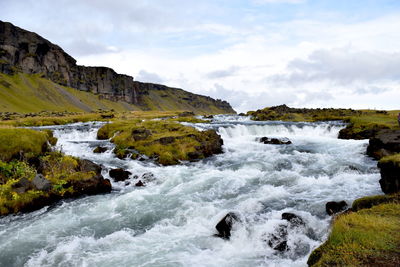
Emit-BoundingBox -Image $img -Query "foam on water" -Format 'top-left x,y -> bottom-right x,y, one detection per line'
0,117 -> 381,267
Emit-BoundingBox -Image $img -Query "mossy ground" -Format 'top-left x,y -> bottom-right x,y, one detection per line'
379,153 -> 400,168
247,105 -> 400,139
97,118 -> 220,165
308,195 -> 400,267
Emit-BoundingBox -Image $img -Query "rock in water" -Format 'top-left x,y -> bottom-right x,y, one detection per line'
109,168 -> 132,182
282,212 -> 305,227
32,174 -> 52,191
259,137 -> 292,145
268,225 -> 289,252
215,212 -> 239,239
93,146 -> 107,153
325,201 -> 348,215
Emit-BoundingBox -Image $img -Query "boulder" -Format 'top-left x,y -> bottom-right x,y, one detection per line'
282,212 -> 305,227
215,212 -> 239,239
268,225 -> 289,252
32,174 -> 52,191
367,129 -> 400,159
68,175 -> 112,195
135,180 -> 145,187
109,168 -> 132,182
260,137 -> 292,145
325,201 -> 348,215
93,146 -> 107,153
78,159 -> 102,174
377,160 -> 400,194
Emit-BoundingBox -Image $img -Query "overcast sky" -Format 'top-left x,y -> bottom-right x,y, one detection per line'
1,0 -> 399,112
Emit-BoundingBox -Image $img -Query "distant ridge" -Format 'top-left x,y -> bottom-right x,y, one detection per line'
0,20 -> 235,114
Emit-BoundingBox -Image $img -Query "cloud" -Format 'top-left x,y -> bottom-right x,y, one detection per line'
135,70 -> 165,84
270,48 -> 400,86
252,0 -> 306,4
66,39 -> 119,56
205,66 -> 241,79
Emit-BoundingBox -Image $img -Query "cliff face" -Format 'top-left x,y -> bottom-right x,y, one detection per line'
0,20 -> 235,114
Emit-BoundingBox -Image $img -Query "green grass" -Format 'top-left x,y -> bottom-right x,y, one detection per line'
0,128 -> 49,161
308,200 -> 400,266
379,153 -> 400,168
97,119 -> 220,165
352,193 -> 400,212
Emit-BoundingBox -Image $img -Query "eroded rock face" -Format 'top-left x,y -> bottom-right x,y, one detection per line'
325,201 -> 348,216
378,161 -> 400,194
367,130 -> 400,160
0,20 -> 236,113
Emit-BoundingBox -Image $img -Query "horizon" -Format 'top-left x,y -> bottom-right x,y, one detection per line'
1,0 -> 399,112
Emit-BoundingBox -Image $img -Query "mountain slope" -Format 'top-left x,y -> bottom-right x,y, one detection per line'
0,20 -> 235,114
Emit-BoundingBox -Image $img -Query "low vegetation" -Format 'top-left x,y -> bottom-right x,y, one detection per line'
0,128 -> 110,216
97,119 -> 222,165
308,195 -> 400,266
247,105 -> 400,139
379,153 -> 400,168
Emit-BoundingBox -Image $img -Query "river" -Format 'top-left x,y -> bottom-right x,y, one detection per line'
0,115 -> 381,266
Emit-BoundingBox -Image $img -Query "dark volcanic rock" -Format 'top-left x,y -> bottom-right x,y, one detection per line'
260,137 -> 292,145
367,129 -> 400,159
93,146 -> 107,153
109,168 -> 132,182
282,212 -> 305,227
215,212 -> 239,239
325,201 -> 348,215
78,159 -> 102,174
135,180 -> 145,187
268,225 -> 289,252
378,160 -> 400,194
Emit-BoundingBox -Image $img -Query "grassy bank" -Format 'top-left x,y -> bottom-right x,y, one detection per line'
247,105 -> 400,139
308,194 -> 400,266
0,128 -> 110,216
97,118 -> 222,165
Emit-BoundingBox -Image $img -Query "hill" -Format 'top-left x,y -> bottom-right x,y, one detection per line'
0,20 -> 235,114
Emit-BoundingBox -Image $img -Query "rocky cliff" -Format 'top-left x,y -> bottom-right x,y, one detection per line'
0,20 -> 235,114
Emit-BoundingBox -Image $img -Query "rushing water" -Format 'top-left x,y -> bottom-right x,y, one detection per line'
0,116 -> 381,267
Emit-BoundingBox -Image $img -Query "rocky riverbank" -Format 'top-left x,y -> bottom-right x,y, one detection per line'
0,128 -> 111,216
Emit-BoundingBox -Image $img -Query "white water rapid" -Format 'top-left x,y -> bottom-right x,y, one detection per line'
0,116 -> 381,267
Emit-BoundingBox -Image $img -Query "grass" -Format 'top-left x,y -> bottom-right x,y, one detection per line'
379,153 -> 400,168
97,119 -> 221,165
308,198 -> 400,266
0,128 -> 49,161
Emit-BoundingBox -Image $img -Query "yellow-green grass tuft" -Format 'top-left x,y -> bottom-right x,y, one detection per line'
379,153 -> 400,168
308,202 -> 400,266
0,128 -> 49,161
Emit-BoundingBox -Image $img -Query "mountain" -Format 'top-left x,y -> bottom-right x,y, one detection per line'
0,21 -> 235,114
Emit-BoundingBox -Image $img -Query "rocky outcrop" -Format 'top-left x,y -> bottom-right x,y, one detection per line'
325,201 -> 348,215
0,20 -> 235,114
367,130 -> 400,159
215,212 -> 239,239
378,160 -> 400,194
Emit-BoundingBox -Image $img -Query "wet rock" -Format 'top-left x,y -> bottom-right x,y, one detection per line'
215,212 -> 239,239
268,225 -> 289,252
325,201 -> 348,215
141,172 -> 156,182
109,168 -> 132,182
131,128 -> 152,141
93,146 -> 107,153
282,212 -> 305,227
378,160 -> 400,194
204,115 -> 214,119
135,180 -> 145,187
78,159 -> 102,174
12,177 -> 32,193
260,137 -> 292,145
32,174 -> 52,191
68,175 -> 112,195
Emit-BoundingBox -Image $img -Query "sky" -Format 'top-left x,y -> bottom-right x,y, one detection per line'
1,0 -> 400,112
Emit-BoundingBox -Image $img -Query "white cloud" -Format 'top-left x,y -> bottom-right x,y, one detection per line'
253,0 -> 305,4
